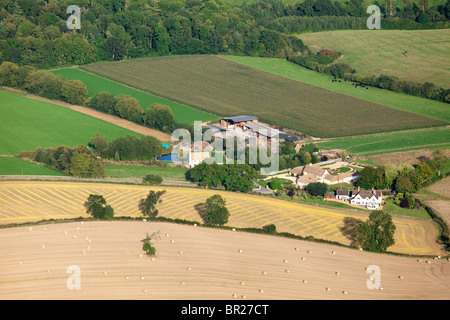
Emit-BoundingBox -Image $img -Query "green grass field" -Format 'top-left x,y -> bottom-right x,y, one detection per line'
316,127 -> 450,154
224,56 -> 450,122
299,29 -> 450,89
52,68 -> 218,125
104,164 -> 188,179
0,90 -> 142,155
80,55 -> 446,138
0,157 -> 63,176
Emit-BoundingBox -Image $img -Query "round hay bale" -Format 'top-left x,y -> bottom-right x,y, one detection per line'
295,248 -> 300,251
80,221 -> 84,225
138,254 -> 143,258
63,231 -> 68,235
301,257 -> 306,261
342,291 -> 348,295
285,269 -> 290,273
335,272 -> 341,275
125,276 -> 130,280
283,259 -> 288,263
170,240 -> 175,244
180,282 -> 186,286
72,235 -> 77,239
82,250 -> 86,255
151,257 -> 156,262
232,228 -> 236,232
165,233 -> 169,237
179,251 -> 184,255
398,275 -> 404,280
142,219 -> 147,222
43,227 -> 47,232
259,289 -> 264,293
28,227 -> 32,231
331,251 -> 336,255
104,272 -> 108,276
140,276 -> 145,280
187,267 -> 192,271
241,295 -> 247,299
302,280 -> 308,284
240,281 -> 246,286
262,271 -> 267,275
232,294 -> 237,298
326,287 -> 331,292
238,249 -> 243,253
41,244 -> 45,249
194,223 -> 197,227
143,289 -> 148,294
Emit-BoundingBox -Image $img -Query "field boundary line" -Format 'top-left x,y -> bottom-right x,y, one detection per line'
75,67 -> 219,122
353,142 -> 450,155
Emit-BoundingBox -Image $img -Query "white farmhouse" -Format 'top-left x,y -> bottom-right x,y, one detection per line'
350,187 -> 383,210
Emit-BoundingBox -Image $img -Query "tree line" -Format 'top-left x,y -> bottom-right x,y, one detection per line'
244,0 -> 450,28
1,0 -> 448,71
0,60 -> 196,134
0,0 -> 309,68
288,55 -> 450,103
20,133 -> 164,178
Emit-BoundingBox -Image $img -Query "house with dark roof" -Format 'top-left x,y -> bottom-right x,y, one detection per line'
350,187 -> 383,209
335,189 -> 350,201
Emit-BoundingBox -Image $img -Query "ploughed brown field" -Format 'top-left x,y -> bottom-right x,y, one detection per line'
80,55 -> 446,138
0,221 -> 449,300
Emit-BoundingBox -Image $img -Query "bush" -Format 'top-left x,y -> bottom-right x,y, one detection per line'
143,173 -> 163,185
142,234 -> 156,256
263,224 -> 277,234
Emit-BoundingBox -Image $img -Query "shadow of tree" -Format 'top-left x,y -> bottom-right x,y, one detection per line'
138,198 -> 146,216
339,217 -> 363,247
194,202 -> 206,221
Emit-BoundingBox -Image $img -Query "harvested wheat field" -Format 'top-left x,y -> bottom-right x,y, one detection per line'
428,176 -> 450,198
0,181 -> 444,256
0,220 -> 449,300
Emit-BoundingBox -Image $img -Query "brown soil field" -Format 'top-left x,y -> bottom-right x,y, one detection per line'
364,149 -> 450,166
80,55 -> 446,138
427,200 -> 450,229
0,181 -> 444,256
0,221 -> 449,300
2,87 -> 171,142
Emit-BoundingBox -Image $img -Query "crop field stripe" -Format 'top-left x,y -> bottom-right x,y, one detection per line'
80,55 -> 447,138
0,181 -> 443,255
223,56 -> 450,123
53,68 -> 218,125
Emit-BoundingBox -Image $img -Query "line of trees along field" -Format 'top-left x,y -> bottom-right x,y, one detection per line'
0,0 -> 448,70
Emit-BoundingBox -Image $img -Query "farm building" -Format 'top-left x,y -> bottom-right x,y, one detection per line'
349,187 -> 383,209
171,140 -> 214,168
220,115 -> 258,129
324,192 -> 335,199
241,122 -> 286,142
335,189 -> 350,201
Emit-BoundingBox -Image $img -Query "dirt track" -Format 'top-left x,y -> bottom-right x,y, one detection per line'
0,221 -> 448,300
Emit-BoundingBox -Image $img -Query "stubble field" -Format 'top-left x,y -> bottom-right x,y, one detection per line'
0,220 -> 448,300
0,181 -> 443,256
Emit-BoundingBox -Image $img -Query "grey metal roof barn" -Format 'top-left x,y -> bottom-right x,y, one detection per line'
221,115 -> 258,124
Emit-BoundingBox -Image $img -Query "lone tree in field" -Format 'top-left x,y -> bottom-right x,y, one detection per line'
354,211 -> 396,253
85,194 -> 114,220
140,190 -> 166,217
203,194 -> 230,226
141,233 -> 156,256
